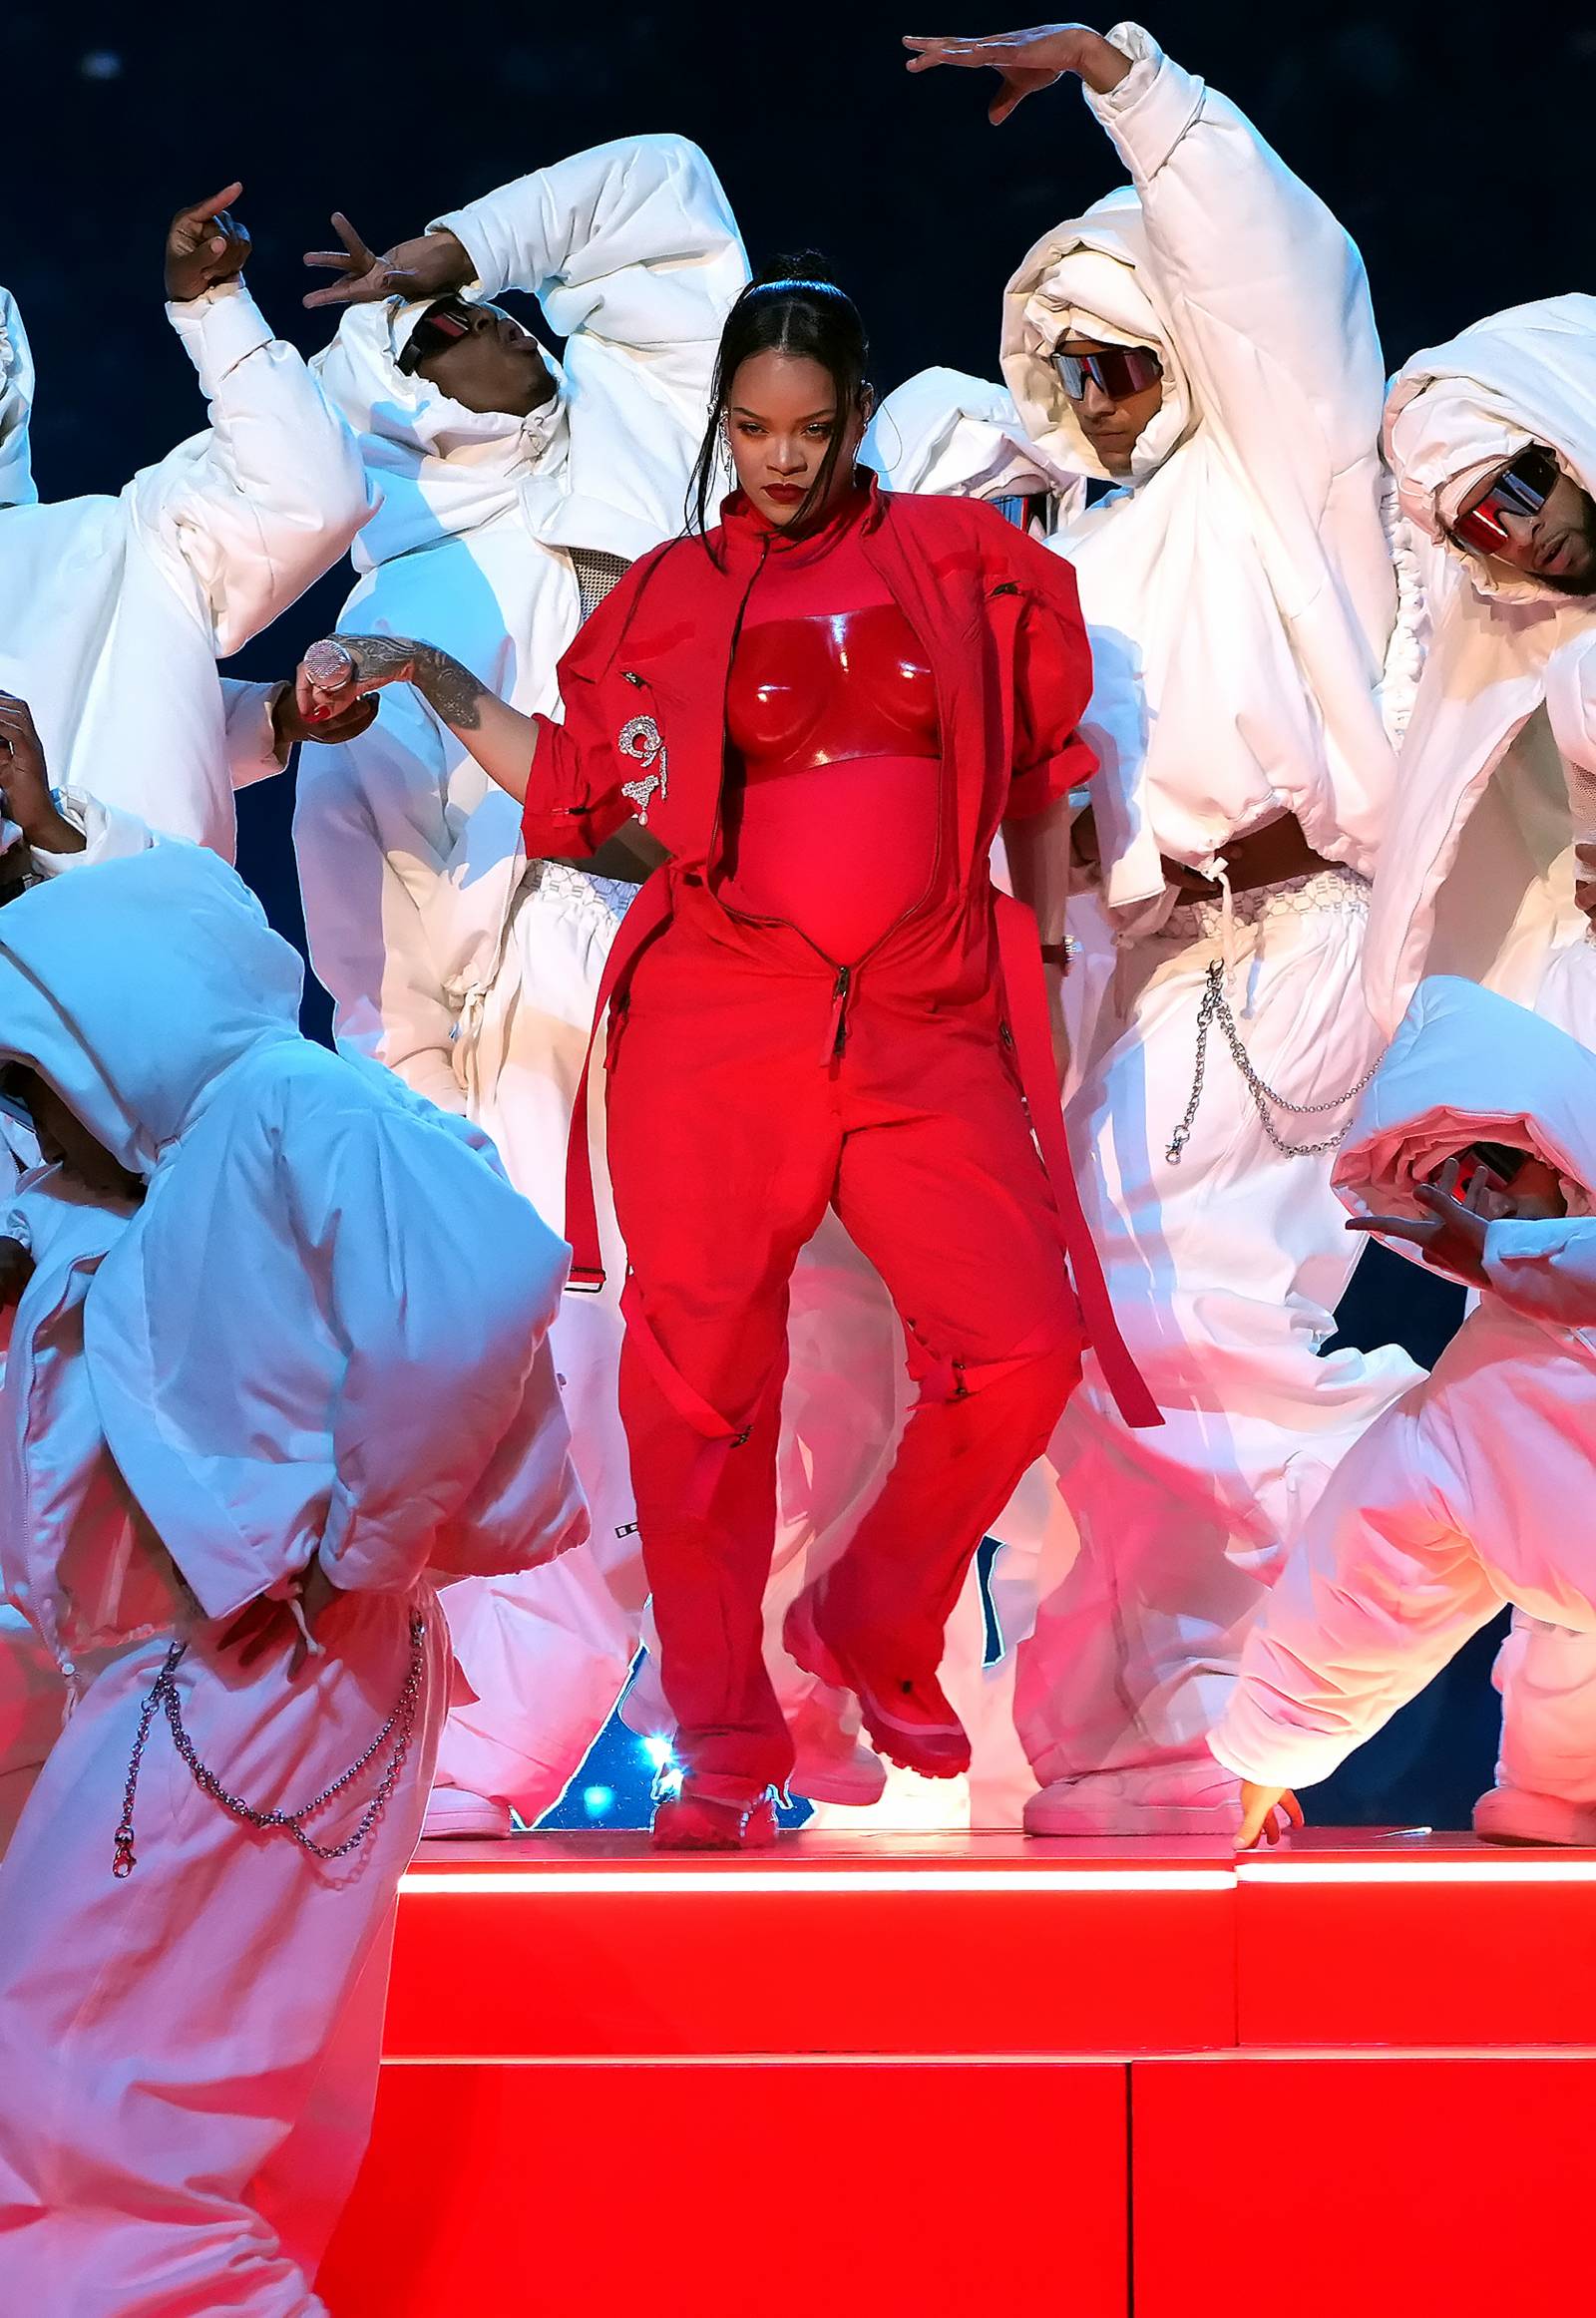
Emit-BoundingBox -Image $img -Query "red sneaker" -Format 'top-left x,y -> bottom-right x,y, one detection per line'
650,1783 -> 781,1851
782,1591 -> 971,1781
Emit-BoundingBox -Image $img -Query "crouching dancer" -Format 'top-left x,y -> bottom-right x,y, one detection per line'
0,845 -> 586,2315
1213,978 -> 1596,1849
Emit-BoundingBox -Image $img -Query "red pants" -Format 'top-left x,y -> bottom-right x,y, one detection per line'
606,895 -> 1084,1789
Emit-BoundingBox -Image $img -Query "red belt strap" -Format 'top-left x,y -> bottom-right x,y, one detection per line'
563,865 -> 674,1293
994,892 -> 1162,1430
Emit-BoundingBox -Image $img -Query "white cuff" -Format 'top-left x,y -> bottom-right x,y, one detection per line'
166,279 -> 274,383
1085,22 -> 1204,183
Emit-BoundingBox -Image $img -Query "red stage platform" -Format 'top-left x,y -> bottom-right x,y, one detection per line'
318,1829 -> 1596,2317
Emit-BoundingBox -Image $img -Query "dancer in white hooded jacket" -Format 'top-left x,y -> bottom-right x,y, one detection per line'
0,844 -> 587,2316
0,186 -> 372,863
1367,295 -> 1596,1844
907,23 -> 1418,1835
1214,979 -> 1596,1850
293,137 -> 898,1832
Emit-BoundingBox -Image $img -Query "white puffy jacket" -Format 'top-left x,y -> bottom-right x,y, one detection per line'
0,846 -> 589,1627
1364,297 -> 1596,1033
294,135 -> 747,1115
1000,22 -> 1396,916
0,282 -> 371,854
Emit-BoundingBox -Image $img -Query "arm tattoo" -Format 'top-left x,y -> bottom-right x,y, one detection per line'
336,634 -> 490,730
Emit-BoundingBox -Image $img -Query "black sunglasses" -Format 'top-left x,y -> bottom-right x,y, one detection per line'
397,296 -> 480,378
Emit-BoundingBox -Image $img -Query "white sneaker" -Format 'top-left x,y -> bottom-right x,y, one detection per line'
421,1786 -> 514,1840
1472,1784 -> 1596,1846
1023,1762 -> 1247,1838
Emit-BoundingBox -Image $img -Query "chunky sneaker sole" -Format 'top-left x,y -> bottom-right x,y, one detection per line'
1022,1769 -> 1291,1841
421,1787 -> 515,1840
650,1790 -> 780,1851
1473,1784 -> 1596,1847
782,1593 -> 971,1781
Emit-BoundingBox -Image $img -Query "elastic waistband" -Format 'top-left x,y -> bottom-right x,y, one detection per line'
1166,866 -> 1370,943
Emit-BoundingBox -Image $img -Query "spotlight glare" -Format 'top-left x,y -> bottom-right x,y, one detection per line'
582,1784 -> 615,1819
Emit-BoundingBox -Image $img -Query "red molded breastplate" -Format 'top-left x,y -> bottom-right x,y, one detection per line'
726,604 -> 940,776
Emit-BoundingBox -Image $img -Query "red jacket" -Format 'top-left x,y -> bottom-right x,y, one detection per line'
533,480 -> 1157,1429
523,478 -> 1097,881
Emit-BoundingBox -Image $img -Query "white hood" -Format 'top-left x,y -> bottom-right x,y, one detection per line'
0,846 -> 586,1621
0,286 -> 36,509
1334,975 -> 1596,1286
1001,187 -> 1196,488
862,364 -> 1083,507
0,844 -> 302,1176
1386,295 -> 1596,605
312,299 -> 574,571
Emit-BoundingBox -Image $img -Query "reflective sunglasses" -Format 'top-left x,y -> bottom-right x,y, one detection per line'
1053,345 -> 1162,402
397,295 -> 480,377
1451,448 -> 1561,558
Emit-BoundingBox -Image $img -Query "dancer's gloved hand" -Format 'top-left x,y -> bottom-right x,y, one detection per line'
1236,1781 -> 1303,1850
268,679 -> 378,755
902,21 -> 1132,120
165,184 -> 251,302
0,1236 -> 34,1313
0,691 -> 84,856
302,212 -> 471,311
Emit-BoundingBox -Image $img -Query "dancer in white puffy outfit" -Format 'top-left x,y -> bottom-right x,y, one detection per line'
1213,979 -> 1596,1847
0,189 -> 371,862
1369,297 -> 1596,1841
0,845 -> 586,2316
2,192 -> 376,1827
294,140 -> 897,1826
906,21 -> 1418,1835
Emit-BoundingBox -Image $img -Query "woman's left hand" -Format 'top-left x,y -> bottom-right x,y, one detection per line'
1237,1782 -> 1303,1849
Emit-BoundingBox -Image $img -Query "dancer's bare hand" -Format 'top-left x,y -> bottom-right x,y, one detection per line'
1348,1158 -> 1490,1287
269,679 -> 378,755
166,185 -> 250,302
1236,1782 -> 1303,1849
903,23 -> 1130,120
303,214 -> 469,310
0,1236 -> 34,1313
0,691 -> 82,854
1576,843 -> 1596,929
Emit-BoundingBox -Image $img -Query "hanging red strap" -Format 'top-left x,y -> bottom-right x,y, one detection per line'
563,866 -> 674,1294
994,892 -> 1162,1430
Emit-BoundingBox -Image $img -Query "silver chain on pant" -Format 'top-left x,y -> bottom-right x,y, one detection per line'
1166,957 -> 1384,1164
112,1610 -> 427,1879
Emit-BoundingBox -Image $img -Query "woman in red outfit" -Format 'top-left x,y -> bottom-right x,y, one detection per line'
298,267 -> 1155,1849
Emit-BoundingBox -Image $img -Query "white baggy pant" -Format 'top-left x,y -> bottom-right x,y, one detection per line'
0,1585 -> 449,2318
1481,920 -> 1596,1803
1211,1294 -> 1596,1792
1010,872 -> 1421,1797
432,867 -> 644,1815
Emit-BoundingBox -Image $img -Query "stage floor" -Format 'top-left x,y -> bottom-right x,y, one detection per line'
319,1830 -> 1596,2317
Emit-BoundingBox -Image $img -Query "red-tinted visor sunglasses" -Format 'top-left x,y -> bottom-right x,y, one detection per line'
397,296 -> 479,377
1053,345 -> 1162,402
1451,448 -> 1561,558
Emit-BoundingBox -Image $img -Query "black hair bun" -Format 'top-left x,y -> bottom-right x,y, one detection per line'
752,250 -> 845,292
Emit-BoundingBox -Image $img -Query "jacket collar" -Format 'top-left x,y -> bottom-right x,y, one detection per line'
714,468 -> 887,565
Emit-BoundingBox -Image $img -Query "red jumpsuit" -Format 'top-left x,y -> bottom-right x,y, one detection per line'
528,478 -> 1153,1791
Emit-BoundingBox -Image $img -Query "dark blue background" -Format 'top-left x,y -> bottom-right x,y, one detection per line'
11,0 -> 1590,1827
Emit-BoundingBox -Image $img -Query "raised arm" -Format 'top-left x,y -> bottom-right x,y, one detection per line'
130,188 -> 372,655
296,636 -> 539,803
307,135 -> 747,423
908,22 -> 1385,466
